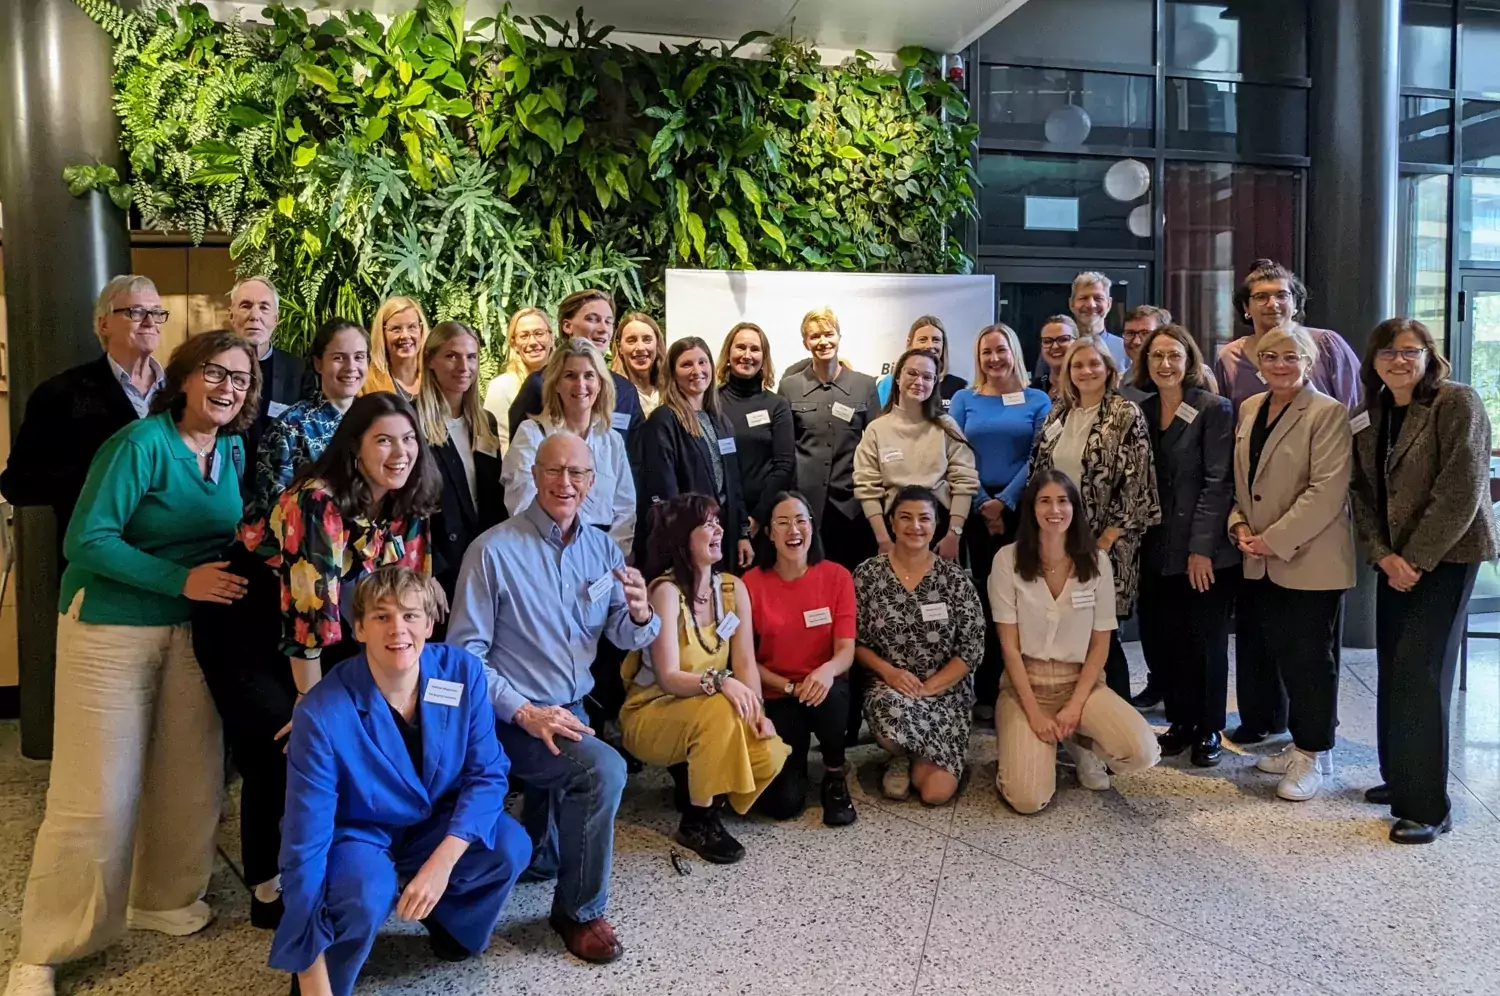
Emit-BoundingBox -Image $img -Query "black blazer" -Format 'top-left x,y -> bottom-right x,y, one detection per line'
1,356 -> 141,545
718,382 -> 795,527
507,368 -> 643,444
633,404 -> 746,572
1140,387 -> 1239,575
430,420 -> 506,599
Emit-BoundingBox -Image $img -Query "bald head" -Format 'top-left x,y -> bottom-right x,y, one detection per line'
532,431 -> 595,527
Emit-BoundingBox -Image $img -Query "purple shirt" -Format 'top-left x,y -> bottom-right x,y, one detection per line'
1214,326 -> 1362,417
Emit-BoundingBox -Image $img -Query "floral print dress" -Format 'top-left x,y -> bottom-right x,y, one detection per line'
855,554 -> 986,777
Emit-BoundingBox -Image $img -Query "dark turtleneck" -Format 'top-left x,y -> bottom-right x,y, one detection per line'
718,372 -> 796,528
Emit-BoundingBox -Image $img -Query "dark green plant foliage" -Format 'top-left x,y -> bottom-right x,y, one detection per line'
67,0 -> 979,368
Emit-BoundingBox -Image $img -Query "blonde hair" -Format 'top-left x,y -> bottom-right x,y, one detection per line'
94,275 -> 159,347
611,311 -> 665,393
907,315 -> 949,377
540,338 -> 616,429
415,321 -> 500,453
716,322 -> 777,390
801,307 -> 840,338
972,323 -> 1027,396
503,307 -> 554,380
1253,324 -> 1320,374
352,564 -> 443,623
364,296 -> 430,396
1058,335 -> 1121,406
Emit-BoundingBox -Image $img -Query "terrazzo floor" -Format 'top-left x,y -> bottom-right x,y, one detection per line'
3,632 -> 1500,996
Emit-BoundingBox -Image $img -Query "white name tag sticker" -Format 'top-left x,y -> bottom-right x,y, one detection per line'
1070,589 -> 1097,608
1349,410 -> 1371,434
919,602 -> 949,623
746,409 -> 771,427
715,611 -> 740,640
1001,391 -> 1027,406
423,678 -> 464,707
831,402 -> 856,422
1175,404 -> 1198,425
611,411 -> 632,430
941,399 -> 952,411
718,436 -> 738,455
881,448 -> 904,464
803,607 -> 833,627
1255,370 -> 1267,384
268,401 -> 290,419
1044,420 -> 1063,443
587,574 -> 613,602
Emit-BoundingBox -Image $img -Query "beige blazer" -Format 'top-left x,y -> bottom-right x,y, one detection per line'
1228,384 -> 1356,590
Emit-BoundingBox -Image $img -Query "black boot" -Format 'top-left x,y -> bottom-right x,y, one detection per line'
820,768 -> 857,827
673,801 -> 745,864
251,893 -> 284,930
1156,724 -> 1195,756
1189,730 -> 1222,767
1129,683 -> 1164,710
668,762 -> 690,813
421,916 -> 473,962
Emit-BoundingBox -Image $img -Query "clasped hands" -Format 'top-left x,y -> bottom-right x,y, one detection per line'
883,667 -> 943,699
1025,699 -> 1084,745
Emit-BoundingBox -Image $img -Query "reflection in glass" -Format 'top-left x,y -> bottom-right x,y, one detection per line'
979,153 -> 1152,252
1461,100 -> 1500,167
1465,1 -> 1500,94
1400,97 -> 1452,163
1401,0 -> 1453,90
1164,0 -> 1308,78
979,0 -> 1153,68
1469,289 -> 1500,433
1166,80 -> 1308,157
1163,162 -> 1301,357
980,66 -> 1153,148
1397,174 -> 1449,358
1460,174 -> 1500,263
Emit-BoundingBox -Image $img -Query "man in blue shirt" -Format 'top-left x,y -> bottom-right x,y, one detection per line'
1030,271 -> 1129,380
448,432 -> 658,966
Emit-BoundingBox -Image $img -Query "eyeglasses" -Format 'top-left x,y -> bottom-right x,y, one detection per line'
387,323 -> 423,337
1148,351 -> 1186,364
1376,347 -> 1427,362
1041,335 -> 1076,348
113,306 -> 170,324
513,330 -> 552,343
771,515 -> 813,530
201,362 -> 252,391
1251,291 -> 1293,305
539,465 -> 594,484
1256,351 -> 1305,367
1122,329 -> 1153,342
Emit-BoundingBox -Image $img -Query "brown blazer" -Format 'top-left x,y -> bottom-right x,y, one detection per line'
1229,385 -> 1355,590
1349,382 -> 1498,571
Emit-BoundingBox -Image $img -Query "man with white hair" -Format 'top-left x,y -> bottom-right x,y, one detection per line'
227,275 -> 306,462
1,274 -> 167,549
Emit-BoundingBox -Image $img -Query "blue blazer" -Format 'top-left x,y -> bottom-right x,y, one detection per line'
271,643 -> 510,972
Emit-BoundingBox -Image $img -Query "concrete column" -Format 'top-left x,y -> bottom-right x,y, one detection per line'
0,0 -> 131,756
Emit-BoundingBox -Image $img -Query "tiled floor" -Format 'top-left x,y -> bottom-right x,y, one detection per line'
3,635 -> 1500,996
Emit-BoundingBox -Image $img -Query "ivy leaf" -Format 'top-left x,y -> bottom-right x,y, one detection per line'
714,207 -> 751,265
277,193 -> 295,217
874,137 -> 900,156
62,164 -> 101,196
896,45 -> 926,68
942,96 -> 969,119
291,143 -> 318,168
108,185 -> 133,211
841,103 -> 862,132
686,212 -> 707,262
832,145 -> 864,160
563,116 -> 585,144
900,66 -> 924,92
507,162 -> 530,197
296,62 -> 341,93
800,245 -> 831,265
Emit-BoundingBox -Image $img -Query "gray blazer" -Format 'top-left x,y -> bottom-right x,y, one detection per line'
1229,385 -> 1356,591
1141,388 -> 1239,575
1349,382 -> 1499,571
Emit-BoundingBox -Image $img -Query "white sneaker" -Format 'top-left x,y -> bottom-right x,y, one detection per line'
1064,738 -> 1111,791
4,963 -> 55,996
126,900 -> 215,936
1276,749 -> 1325,801
1256,743 -> 1334,775
881,755 -> 911,800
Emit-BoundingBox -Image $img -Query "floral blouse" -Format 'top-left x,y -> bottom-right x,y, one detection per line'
244,398 -> 345,524
255,478 -> 430,659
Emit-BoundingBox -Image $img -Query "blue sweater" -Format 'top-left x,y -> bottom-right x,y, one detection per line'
947,387 -> 1052,509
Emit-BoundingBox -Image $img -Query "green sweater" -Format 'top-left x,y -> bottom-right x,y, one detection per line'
60,411 -> 243,626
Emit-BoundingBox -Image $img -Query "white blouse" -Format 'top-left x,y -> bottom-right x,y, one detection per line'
1051,402 -> 1098,488
988,545 -> 1117,664
482,372 -> 524,455
501,416 -> 636,558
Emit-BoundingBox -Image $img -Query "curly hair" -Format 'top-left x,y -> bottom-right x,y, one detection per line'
148,329 -> 261,435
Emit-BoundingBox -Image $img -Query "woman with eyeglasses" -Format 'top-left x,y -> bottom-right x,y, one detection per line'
1031,315 -> 1079,399
1349,318 -> 1497,844
717,322 -> 795,538
6,332 -> 260,996
1229,325 -> 1354,802
483,308 -> 554,453
612,312 -> 665,417
875,316 -> 969,411
1131,324 -> 1239,767
362,296 -> 431,400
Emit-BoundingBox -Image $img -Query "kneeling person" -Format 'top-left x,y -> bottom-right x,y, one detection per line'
271,566 -> 529,996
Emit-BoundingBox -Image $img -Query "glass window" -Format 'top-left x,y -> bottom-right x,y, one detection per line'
1461,100 -> 1500,167
1400,97 -> 1452,163
1163,162 -> 1302,355
1166,80 -> 1308,157
1460,174 -> 1500,263
979,153 -> 1154,252
1462,0 -> 1500,94
979,0 -> 1154,69
1164,0 -> 1308,79
980,66 -> 1153,148
1401,0 -> 1453,90
1468,285 -> 1500,431
1397,173 -> 1449,357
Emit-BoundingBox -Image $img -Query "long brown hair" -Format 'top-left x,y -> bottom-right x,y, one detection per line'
611,311 -> 664,392
292,393 -> 443,521
1130,323 -> 1207,393
1012,470 -> 1099,584
882,348 -> 968,446
149,329 -> 262,435
662,336 -> 722,437
1362,317 -> 1451,403
645,493 -> 722,593
716,321 -> 777,390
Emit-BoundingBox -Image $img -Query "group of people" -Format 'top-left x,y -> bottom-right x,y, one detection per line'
1,259 -> 1494,996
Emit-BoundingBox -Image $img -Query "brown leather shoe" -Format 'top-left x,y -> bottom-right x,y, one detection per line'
548,912 -> 624,964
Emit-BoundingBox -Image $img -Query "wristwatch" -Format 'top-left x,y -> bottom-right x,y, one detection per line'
783,680 -> 796,695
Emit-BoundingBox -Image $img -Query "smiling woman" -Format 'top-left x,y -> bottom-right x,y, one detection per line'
364,296 -> 432,400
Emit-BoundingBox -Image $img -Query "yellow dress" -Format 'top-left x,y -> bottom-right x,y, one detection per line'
620,575 -> 790,814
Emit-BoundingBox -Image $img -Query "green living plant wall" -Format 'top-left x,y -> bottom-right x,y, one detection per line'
66,0 -> 981,365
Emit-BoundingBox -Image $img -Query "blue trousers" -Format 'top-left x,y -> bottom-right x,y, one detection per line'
495,701 -> 626,923
315,809 -> 530,996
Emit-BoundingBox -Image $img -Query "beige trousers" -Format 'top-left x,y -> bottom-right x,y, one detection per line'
17,602 -> 224,965
995,658 -> 1159,814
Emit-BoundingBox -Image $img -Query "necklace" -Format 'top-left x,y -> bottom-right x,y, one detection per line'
684,576 -> 724,655
889,552 -> 932,586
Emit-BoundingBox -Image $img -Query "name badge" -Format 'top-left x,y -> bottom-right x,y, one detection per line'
718,436 -> 738,455
803,607 -> 833,627
715,611 -> 740,639
1070,589 -> 1096,609
611,411 -> 632,431
881,448 -> 904,464
1043,420 -> 1063,443
831,402 -> 856,422
423,678 -> 464,707
1175,404 -> 1198,425
1001,391 -> 1027,406
1349,410 -> 1371,434
919,602 -> 949,623
587,574 -> 613,602
941,399 -> 952,411
267,401 -> 289,419
1255,370 -> 1267,384
746,409 -> 771,427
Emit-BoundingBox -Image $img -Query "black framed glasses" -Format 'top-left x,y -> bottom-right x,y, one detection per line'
112,306 -> 170,324
201,362 -> 252,391
1375,347 -> 1426,362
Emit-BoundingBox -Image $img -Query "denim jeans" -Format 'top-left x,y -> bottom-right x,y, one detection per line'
495,701 -> 626,923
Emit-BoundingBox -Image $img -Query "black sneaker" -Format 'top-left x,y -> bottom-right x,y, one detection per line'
673,805 -> 745,864
1189,730 -> 1222,767
250,893 -> 284,930
1225,724 -> 1286,746
1129,684 -> 1164,710
820,770 -> 857,827
421,915 -> 472,962
1156,724 -> 1195,756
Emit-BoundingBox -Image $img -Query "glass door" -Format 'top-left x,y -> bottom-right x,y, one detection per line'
981,260 -> 1151,370
1459,274 -> 1500,437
